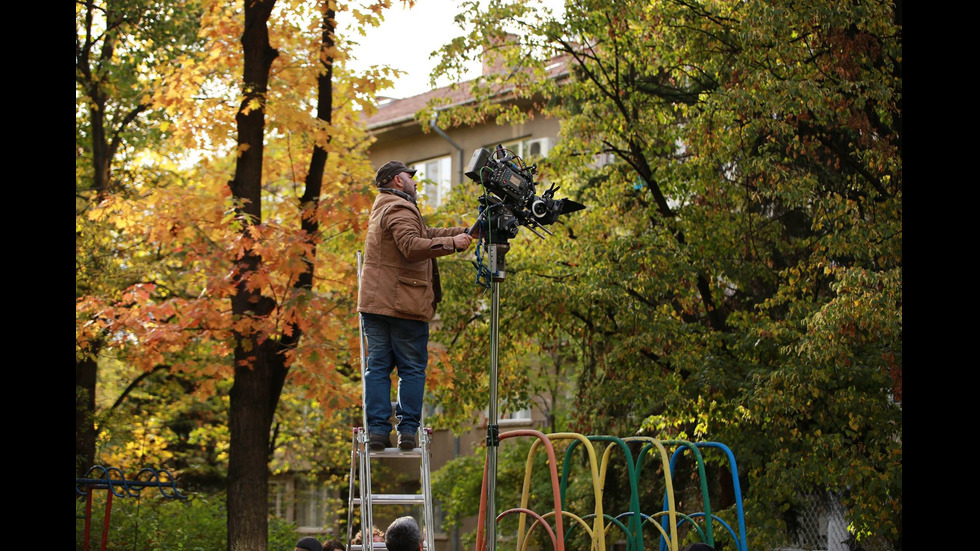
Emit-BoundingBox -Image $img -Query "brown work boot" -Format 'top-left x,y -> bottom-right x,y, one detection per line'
397,432 -> 417,451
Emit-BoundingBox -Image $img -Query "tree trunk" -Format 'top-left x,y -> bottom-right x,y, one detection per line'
226,0 -> 278,549
75,354 -> 98,477
225,1 -> 336,548
228,340 -> 285,551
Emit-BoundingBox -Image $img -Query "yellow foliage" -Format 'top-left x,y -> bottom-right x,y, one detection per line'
100,420 -> 175,470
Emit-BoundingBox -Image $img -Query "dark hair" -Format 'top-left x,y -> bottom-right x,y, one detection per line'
384,516 -> 422,551
324,540 -> 345,551
295,536 -> 324,551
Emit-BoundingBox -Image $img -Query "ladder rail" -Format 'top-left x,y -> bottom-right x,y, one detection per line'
360,429 -> 375,551
356,251 -> 369,435
355,251 -> 375,551
420,428 -> 435,551
346,430 -> 358,550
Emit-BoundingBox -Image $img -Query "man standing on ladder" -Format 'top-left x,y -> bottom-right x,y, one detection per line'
357,160 -> 476,452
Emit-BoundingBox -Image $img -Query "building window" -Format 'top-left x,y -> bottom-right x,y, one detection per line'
411,156 -> 452,210
269,479 -> 289,520
295,477 -> 331,530
499,407 -> 532,425
485,404 -> 534,427
269,475 -> 338,533
774,492 -> 851,551
498,137 -> 553,161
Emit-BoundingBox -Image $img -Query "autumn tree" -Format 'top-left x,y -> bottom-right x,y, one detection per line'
76,0 -> 206,476
77,0 -> 403,549
424,0 -> 901,549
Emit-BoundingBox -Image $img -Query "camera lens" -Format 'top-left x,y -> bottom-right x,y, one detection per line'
531,199 -> 549,218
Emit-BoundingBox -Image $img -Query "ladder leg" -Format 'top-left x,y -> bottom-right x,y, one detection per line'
421,428 -> 435,551
360,429 -> 374,551
347,428 -> 359,551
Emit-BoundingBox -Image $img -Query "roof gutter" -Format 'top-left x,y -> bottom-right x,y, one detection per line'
429,116 -> 465,186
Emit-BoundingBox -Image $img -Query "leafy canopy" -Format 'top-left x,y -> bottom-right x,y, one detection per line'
425,0 -> 901,548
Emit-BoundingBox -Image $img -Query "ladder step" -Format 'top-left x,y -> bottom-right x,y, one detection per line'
352,493 -> 426,505
367,447 -> 422,457
350,544 -> 429,551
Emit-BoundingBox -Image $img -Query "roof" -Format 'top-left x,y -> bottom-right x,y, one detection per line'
364,84 -> 474,131
363,54 -> 573,133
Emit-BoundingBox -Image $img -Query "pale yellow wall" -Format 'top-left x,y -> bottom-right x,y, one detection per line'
368,115 -> 562,189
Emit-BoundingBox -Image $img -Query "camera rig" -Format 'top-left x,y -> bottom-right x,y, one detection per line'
464,144 -> 585,283
463,144 -> 585,551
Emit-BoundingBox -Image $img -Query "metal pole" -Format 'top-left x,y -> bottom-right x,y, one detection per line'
485,277 -> 500,551
357,251 -> 368,431
356,251 -> 374,551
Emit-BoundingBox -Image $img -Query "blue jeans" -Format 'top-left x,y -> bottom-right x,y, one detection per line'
361,313 -> 429,436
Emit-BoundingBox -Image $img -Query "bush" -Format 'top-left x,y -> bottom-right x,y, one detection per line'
75,491 -> 299,550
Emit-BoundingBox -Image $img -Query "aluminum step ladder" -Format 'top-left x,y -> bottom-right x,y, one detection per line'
349,251 -> 435,551
345,425 -> 436,551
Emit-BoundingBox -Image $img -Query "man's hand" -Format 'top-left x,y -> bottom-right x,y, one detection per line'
453,232 -> 474,252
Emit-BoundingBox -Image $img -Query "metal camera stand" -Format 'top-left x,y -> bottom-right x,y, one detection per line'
484,240 -> 508,551
472,207 -> 515,551
465,145 -> 584,551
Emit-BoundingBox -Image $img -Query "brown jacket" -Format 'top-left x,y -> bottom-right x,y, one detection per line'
357,191 -> 468,322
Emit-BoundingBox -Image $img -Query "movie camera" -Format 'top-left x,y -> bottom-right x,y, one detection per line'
464,144 -> 584,243
464,144 -> 585,283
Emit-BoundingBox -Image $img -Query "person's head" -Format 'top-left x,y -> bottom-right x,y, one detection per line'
681,544 -> 716,551
323,539 -> 345,551
375,160 -> 418,200
295,536 -> 324,551
384,516 -> 423,551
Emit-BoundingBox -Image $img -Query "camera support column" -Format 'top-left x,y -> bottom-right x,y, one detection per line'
486,241 -> 508,551
464,144 -> 584,551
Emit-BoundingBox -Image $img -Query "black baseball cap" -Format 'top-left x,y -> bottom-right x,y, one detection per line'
375,161 -> 417,187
